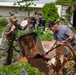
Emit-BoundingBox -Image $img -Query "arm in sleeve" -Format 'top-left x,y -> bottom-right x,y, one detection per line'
64,26 -> 75,41
4,24 -> 12,37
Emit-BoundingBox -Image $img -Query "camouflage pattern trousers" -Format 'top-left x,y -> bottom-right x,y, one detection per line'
0,44 -> 21,66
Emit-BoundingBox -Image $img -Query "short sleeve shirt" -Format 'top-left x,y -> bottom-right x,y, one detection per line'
53,25 -> 76,42
30,18 -> 36,26
21,20 -> 28,27
38,17 -> 45,26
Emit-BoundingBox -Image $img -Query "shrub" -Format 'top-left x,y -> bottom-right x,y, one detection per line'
0,18 -> 8,27
0,26 -> 53,41
0,61 -> 45,75
42,2 -> 59,23
18,29 -> 53,41
34,29 -> 53,41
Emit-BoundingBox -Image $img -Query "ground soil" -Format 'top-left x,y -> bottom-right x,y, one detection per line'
27,57 -> 51,75
18,33 -> 65,75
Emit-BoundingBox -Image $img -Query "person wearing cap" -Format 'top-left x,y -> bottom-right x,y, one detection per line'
46,21 -> 76,57
0,16 -> 29,66
37,13 -> 46,31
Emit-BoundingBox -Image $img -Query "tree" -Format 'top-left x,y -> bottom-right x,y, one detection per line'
14,0 -> 38,16
42,2 -> 59,23
55,0 -> 72,5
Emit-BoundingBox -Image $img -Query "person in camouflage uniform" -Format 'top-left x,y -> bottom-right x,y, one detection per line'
0,16 -> 29,66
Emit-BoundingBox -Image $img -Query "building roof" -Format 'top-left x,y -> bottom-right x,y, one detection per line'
0,2 -> 44,8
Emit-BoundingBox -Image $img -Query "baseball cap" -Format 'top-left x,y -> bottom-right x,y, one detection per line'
48,21 -> 56,28
38,13 -> 42,16
9,16 -> 18,22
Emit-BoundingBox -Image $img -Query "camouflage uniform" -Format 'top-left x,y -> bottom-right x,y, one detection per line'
0,23 -> 22,66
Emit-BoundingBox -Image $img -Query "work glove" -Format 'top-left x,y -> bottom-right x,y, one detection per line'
44,52 -> 48,56
43,49 -> 49,56
11,25 -> 16,31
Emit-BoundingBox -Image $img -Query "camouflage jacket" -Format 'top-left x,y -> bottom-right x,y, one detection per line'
0,23 -> 22,50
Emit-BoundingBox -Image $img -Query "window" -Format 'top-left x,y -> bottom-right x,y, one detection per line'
10,14 -> 14,16
35,12 -> 38,15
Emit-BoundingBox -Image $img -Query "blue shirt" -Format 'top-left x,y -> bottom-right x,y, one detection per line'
53,25 -> 76,45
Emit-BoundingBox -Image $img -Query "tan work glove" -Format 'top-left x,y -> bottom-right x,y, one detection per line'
11,25 -> 16,31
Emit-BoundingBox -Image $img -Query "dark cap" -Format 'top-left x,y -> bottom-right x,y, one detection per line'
38,13 -> 42,16
48,21 -> 56,28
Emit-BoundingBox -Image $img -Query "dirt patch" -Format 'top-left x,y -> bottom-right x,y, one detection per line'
27,57 -> 51,75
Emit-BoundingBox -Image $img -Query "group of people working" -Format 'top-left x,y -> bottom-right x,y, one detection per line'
21,13 -> 46,31
0,13 -> 46,66
0,13 -> 76,67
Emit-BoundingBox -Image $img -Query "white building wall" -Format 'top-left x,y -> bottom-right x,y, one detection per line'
56,5 -> 62,17
56,5 -> 73,26
0,6 -> 42,23
0,2 -> 73,25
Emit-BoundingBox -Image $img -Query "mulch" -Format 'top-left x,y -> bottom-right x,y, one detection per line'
27,57 -> 51,75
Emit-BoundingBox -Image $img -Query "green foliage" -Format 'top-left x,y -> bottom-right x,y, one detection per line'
0,25 -> 53,41
34,29 -> 53,41
0,18 -> 8,27
55,0 -> 76,5
18,28 -> 53,41
55,0 -> 76,26
56,0 -> 72,5
42,2 -> 59,23
0,18 -> 8,38
0,61 -> 45,75
13,0 -> 38,16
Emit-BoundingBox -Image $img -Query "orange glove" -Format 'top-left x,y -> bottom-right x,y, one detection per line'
19,57 -> 28,63
43,52 -> 48,56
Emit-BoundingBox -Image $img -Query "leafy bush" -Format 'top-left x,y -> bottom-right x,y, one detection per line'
42,2 -> 59,23
18,29 -> 53,41
56,0 -> 72,5
0,26 -> 53,41
0,61 -> 45,75
0,18 -> 8,27
0,18 -> 8,37
34,29 -> 53,41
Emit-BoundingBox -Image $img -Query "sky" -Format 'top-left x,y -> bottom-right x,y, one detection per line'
0,0 -> 56,4
33,0 -> 55,4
